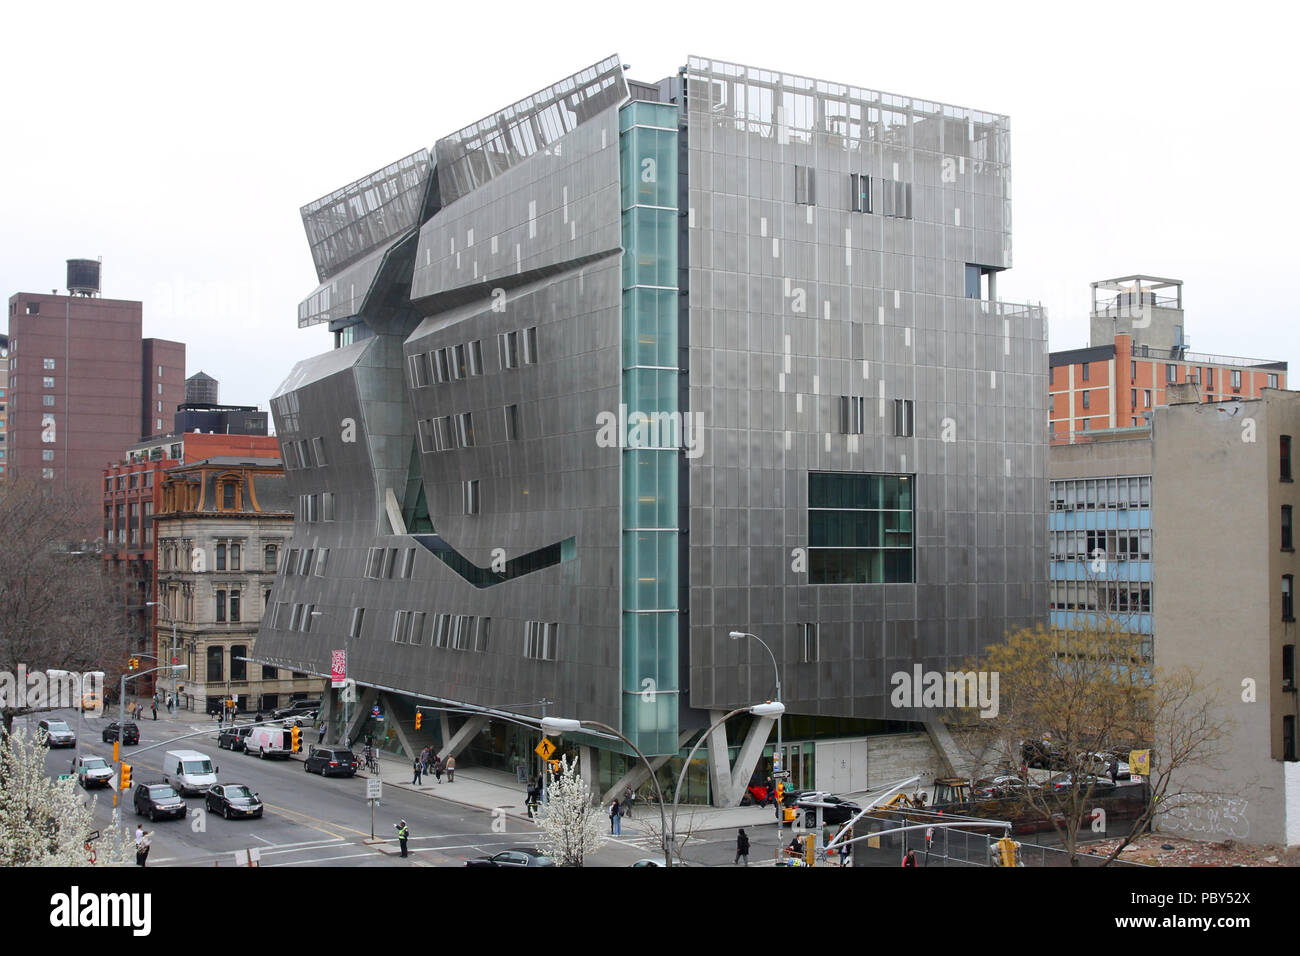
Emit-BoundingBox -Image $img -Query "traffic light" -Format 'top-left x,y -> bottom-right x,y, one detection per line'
290,725 -> 301,753
113,741 -> 120,763
127,658 -> 139,671
415,711 -> 423,730
119,763 -> 132,791
776,781 -> 785,804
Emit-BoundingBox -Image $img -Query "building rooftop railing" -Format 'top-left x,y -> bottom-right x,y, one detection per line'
1125,344 -> 1286,369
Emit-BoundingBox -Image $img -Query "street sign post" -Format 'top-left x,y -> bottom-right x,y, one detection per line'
534,738 -> 556,761
367,777 -> 382,840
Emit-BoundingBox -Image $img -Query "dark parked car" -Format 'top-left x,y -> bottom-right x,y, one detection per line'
304,746 -> 359,777
133,782 -> 187,821
37,719 -> 76,748
218,725 -> 253,752
794,791 -> 861,827
465,848 -> 555,867
204,783 -> 263,819
101,722 -> 140,745
272,699 -> 321,720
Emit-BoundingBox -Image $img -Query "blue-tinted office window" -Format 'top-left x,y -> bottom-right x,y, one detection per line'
808,473 -> 914,584
965,264 -> 981,299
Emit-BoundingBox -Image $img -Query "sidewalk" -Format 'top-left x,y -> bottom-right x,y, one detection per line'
359,750 -> 809,836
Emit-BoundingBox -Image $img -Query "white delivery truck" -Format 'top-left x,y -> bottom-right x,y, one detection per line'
164,749 -> 219,796
245,726 -> 293,759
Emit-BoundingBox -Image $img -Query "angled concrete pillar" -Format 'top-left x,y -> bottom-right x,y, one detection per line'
344,686 -> 378,748
381,692 -> 417,760
924,716 -> 962,779
578,745 -> 597,800
705,710 -> 733,806
439,712 -> 452,749
599,730 -> 694,805
724,714 -> 776,807
438,714 -> 488,761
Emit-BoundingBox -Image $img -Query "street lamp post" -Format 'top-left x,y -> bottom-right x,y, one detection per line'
669,701 -> 785,857
540,716 -> 673,868
729,631 -> 784,847
146,600 -> 179,715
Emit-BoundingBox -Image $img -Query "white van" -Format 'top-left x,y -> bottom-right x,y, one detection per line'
164,749 -> 219,795
245,726 -> 292,759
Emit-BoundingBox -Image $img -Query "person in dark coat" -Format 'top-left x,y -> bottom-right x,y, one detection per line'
735,828 -> 750,866
396,820 -> 409,857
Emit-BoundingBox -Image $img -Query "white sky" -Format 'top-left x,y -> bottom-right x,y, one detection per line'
2,1 -> 1295,412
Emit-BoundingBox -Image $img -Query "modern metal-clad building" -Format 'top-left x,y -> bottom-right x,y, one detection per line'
254,54 -> 1047,802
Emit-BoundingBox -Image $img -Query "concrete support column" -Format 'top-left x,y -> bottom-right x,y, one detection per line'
578,745 -> 597,799
344,686 -> 378,748
724,714 -> 776,807
438,714 -> 488,762
705,710 -> 733,807
599,730 -> 694,805
381,692 -> 417,760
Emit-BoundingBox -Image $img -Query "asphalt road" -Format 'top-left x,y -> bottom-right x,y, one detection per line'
23,707 -> 680,867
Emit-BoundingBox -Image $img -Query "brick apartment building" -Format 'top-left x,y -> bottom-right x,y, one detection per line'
5,282 -> 184,535
1049,276 -> 1286,444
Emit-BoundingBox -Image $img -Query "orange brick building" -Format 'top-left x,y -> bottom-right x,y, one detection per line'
1049,276 -> 1287,443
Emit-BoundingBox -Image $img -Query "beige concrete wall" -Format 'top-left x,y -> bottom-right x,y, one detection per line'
1049,435 -> 1151,481
1152,393 -> 1296,845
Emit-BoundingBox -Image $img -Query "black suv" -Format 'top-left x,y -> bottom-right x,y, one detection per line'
134,782 -> 187,822
218,725 -> 253,752
273,699 -> 321,720
304,746 -> 358,777
102,722 -> 140,745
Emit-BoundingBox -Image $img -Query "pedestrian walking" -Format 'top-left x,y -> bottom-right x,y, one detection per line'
134,826 -> 151,867
396,819 -> 410,857
609,799 -> 622,835
623,785 -> 635,819
151,701 -> 157,720
318,720 -> 326,744
1109,757 -> 1119,786
445,754 -> 456,782
735,827 -> 750,866
525,783 -> 539,819
432,754 -> 443,783
902,849 -> 918,867
411,757 -> 423,785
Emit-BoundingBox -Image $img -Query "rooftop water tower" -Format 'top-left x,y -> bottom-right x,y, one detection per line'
66,258 -> 102,297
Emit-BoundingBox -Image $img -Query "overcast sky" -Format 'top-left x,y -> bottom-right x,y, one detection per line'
2,1 -> 1295,415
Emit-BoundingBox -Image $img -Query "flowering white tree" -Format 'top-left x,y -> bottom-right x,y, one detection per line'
535,754 -> 606,867
0,727 -> 131,866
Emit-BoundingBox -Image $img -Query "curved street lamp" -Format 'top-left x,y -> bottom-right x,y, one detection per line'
539,716 -> 673,868
669,701 -> 785,858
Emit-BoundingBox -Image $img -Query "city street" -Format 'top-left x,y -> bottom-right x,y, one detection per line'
23,707 -> 722,867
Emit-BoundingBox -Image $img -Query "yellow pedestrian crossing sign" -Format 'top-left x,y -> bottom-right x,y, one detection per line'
535,738 -> 556,760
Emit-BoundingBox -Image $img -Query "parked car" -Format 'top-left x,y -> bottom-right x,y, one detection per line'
37,719 -> 76,748
1084,751 -> 1132,780
794,791 -> 861,826
218,725 -> 253,752
272,699 -> 321,720
204,783 -> 263,819
75,755 -> 114,789
101,721 -> 140,745
304,746 -> 358,777
465,847 -> 554,867
164,749 -> 219,796
133,782 -> 187,822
